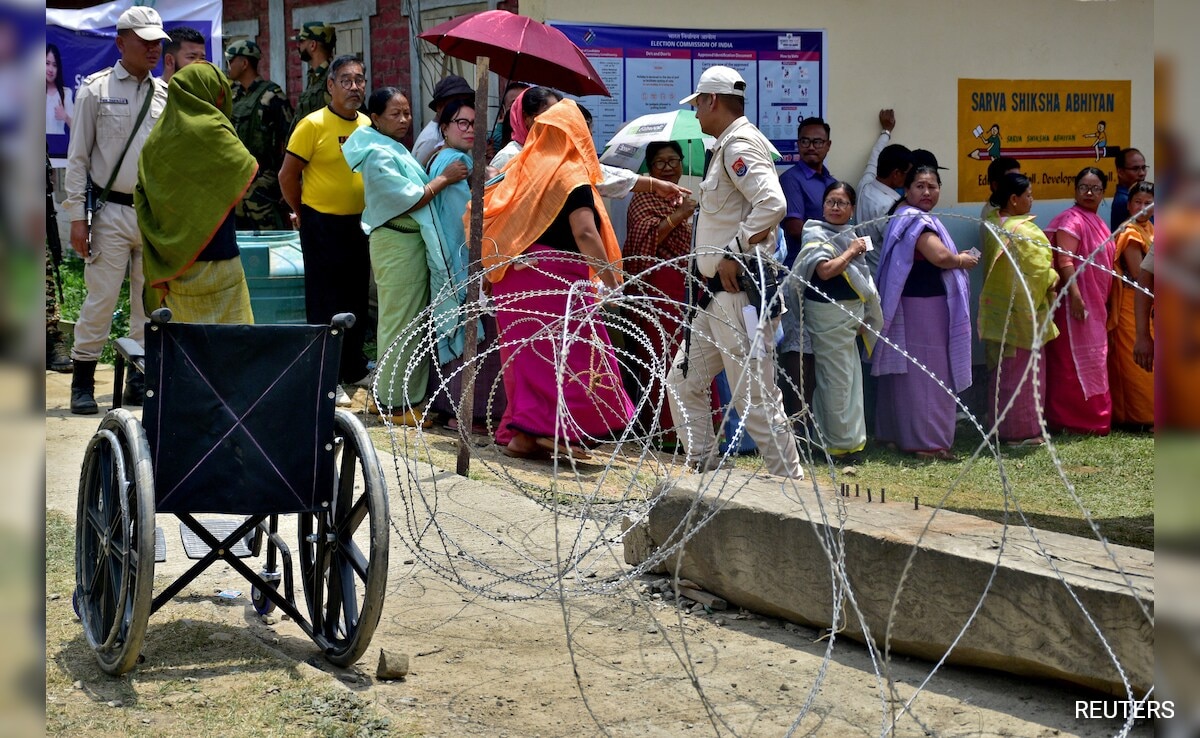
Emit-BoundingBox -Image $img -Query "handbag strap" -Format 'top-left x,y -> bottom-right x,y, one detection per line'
96,81 -> 155,206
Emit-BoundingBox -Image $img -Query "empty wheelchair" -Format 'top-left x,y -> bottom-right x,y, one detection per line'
74,309 -> 388,675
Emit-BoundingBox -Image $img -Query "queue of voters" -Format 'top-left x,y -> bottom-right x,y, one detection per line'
52,9 -> 1156,478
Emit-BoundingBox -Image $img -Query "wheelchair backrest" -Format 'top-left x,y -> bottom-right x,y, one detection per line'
142,321 -> 345,515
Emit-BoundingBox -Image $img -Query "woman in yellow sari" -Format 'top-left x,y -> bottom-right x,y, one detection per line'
1108,180 -> 1154,428
979,173 -> 1059,444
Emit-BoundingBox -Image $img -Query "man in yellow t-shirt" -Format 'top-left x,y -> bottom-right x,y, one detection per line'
280,56 -> 371,401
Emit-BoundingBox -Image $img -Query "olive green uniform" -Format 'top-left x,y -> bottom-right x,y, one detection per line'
231,78 -> 294,230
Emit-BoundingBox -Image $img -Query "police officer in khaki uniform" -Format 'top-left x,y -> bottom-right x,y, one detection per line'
227,39 -> 294,230
666,66 -> 803,479
64,6 -> 169,414
290,22 -> 335,133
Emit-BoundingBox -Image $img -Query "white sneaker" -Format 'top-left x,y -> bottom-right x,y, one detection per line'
334,385 -> 353,407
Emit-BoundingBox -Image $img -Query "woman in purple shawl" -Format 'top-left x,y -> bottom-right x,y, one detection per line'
873,165 -> 981,459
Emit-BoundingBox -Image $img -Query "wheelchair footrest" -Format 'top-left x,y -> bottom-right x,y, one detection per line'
155,526 -> 167,563
179,518 -> 254,560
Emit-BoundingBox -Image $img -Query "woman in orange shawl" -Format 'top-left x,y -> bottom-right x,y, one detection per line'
476,99 -> 634,459
1108,180 -> 1154,428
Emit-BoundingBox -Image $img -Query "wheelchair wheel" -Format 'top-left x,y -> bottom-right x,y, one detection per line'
75,409 -> 156,675
299,409 -> 389,666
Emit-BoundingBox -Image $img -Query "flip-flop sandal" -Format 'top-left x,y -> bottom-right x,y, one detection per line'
535,436 -> 592,461
915,449 -> 956,461
1004,437 -> 1045,447
501,444 -> 549,460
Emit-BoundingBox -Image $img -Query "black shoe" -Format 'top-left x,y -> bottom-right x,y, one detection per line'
70,360 -> 99,415
122,369 -> 145,407
47,336 -> 73,373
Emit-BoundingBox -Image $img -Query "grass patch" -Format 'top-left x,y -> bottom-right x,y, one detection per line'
45,510 -> 404,737
367,417 -> 1153,550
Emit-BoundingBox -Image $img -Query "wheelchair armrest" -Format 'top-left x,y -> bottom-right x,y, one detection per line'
114,337 -> 146,375
331,313 -> 356,330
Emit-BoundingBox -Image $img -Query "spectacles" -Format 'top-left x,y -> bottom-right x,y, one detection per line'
824,199 -> 851,209
1122,165 -> 1149,172
451,117 -> 475,131
798,137 -> 828,148
650,157 -> 683,170
335,76 -> 367,89
1076,184 -> 1105,195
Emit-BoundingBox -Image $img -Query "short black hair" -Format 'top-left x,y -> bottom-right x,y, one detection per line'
1075,166 -> 1109,190
878,144 -> 912,179
822,180 -> 857,209
1116,147 -> 1143,169
988,172 -> 1031,208
329,54 -> 364,79
986,156 -> 1021,185
437,98 -> 474,128
797,116 -> 830,139
366,86 -> 404,117
644,140 -> 683,168
165,26 -> 205,55
715,93 -> 744,115
1128,180 -> 1154,199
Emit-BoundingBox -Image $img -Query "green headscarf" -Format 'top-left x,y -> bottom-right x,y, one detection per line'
136,61 -> 257,311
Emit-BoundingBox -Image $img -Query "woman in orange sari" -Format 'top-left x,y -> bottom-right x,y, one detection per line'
477,100 -> 634,459
1107,180 -> 1154,428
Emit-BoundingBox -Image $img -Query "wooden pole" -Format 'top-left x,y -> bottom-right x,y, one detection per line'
456,56 -> 490,477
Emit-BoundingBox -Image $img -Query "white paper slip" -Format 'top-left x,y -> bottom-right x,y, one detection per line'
861,235 -> 873,252
742,305 -> 767,360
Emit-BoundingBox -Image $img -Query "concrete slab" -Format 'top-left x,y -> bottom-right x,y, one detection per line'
626,470 -> 1153,695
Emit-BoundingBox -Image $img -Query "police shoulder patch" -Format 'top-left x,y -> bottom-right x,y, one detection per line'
731,157 -> 748,177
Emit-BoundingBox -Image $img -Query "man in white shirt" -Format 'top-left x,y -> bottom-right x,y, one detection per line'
855,109 -> 910,276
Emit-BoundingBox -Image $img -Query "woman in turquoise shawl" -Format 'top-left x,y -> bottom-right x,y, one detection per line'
135,62 -> 256,323
795,182 -> 882,460
342,87 -> 468,425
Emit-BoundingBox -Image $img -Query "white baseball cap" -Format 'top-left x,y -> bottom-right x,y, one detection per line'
679,66 -> 747,106
116,6 -> 171,42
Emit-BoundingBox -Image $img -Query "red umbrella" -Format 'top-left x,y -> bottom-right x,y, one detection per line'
418,10 -> 610,97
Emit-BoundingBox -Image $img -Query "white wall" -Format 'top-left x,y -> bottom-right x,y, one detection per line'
529,0 -> 1154,207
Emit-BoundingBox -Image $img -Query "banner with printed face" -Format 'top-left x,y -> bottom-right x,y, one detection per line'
45,0 -> 222,161
957,78 -> 1132,202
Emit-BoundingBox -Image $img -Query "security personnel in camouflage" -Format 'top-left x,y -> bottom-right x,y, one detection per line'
289,22 -> 336,134
227,40 -> 294,230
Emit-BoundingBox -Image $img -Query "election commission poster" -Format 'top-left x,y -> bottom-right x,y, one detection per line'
46,0 -> 222,161
551,23 -> 826,165
957,79 -> 1131,202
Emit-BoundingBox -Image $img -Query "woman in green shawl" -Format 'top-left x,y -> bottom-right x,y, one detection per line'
135,61 -> 256,323
796,181 -> 882,461
341,87 -> 468,426
979,172 -> 1059,445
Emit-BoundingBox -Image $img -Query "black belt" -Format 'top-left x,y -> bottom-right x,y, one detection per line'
106,191 -> 134,207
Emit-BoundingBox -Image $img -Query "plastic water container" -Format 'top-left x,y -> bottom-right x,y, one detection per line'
237,231 -> 306,324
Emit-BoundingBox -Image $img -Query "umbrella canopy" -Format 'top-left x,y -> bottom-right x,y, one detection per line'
418,10 -> 610,97
599,110 -> 714,177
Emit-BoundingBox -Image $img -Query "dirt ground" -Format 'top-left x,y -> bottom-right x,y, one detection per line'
45,367 -> 1152,737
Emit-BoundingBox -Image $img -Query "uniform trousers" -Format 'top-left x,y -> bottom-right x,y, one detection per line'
71,201 -> 145,361
666,291 -> 802,478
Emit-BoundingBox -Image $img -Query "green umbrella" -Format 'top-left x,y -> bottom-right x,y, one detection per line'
599,109 -> 713,177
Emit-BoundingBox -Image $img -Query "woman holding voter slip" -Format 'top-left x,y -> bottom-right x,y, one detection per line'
978,172 -> 1059,446
475,99 -> 634,461
795,181 -> 881,461
136,62 -> 255,324
342,86 -> 468,426
873,164 -> 979,460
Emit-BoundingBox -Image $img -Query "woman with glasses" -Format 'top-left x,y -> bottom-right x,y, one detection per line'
622,141 -> 698,441
342,86 -> 468,426
1108,180 -> 1154,429
794,181 -> 881,462
425,100 -> 507,433
978,173 -> 1059,445
873,165 -> 979,460
1043,166 -> 1115,435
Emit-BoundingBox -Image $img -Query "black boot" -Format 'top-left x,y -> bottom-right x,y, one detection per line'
70,360 -> 99,415
46,331 -> 73,373
122,368 -> 145,407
